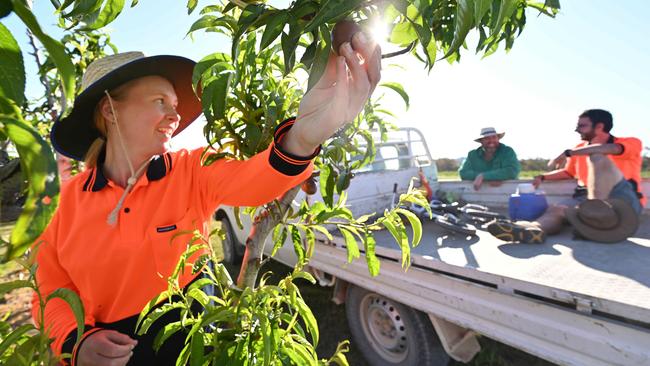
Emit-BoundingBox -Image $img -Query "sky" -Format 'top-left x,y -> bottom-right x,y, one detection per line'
4,0 -> 649,159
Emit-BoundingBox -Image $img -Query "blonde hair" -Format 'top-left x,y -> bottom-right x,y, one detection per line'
83,83 -> 131,168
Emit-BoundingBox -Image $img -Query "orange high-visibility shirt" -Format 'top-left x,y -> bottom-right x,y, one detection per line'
31,118 -> 317,358
564,136 -> 645,206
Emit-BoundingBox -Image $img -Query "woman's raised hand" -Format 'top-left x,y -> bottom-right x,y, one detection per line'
282,31 -> 382,156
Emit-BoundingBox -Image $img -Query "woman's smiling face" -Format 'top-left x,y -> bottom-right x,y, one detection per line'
104,75 -> 180,159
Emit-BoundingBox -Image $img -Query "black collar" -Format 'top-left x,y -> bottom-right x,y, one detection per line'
82,151 -> 172,192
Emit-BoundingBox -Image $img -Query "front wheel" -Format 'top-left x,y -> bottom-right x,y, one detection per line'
346,285 -> 450,366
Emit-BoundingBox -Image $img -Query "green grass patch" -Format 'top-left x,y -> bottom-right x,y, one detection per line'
438,170 -> 650,180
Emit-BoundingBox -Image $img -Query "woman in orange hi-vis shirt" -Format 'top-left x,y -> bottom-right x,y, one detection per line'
34,32 -> 381,366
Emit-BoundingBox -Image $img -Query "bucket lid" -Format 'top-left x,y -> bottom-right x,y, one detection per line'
516,183 -> 535,194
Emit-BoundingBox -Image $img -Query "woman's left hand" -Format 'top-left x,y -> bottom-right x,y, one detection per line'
283,31 -> 381,156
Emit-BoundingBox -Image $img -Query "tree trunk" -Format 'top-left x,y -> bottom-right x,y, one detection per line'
236,184 -> 301,288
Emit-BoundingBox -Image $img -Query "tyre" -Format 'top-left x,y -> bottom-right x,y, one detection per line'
215,216 -> 242,264
346,285 -> 450,366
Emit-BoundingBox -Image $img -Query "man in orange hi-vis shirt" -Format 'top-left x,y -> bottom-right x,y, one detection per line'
487,109 -> 644,244
32,29 -> 382,366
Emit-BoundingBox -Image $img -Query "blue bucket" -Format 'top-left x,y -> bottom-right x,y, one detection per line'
509,192 -> 548,221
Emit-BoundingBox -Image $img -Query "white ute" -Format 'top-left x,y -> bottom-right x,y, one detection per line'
216,128 -> 650,366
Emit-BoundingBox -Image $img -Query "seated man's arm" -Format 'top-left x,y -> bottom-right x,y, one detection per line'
569,143 -> 624,156
542,169 -> 574,181
458,154 -> 477,180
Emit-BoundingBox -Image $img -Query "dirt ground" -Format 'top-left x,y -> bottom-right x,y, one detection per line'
0,263 -> 33,329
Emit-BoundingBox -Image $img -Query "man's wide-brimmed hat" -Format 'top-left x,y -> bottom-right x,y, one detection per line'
566,198 -> 639,243
51,52 -> 203,160
474,127 -> 505,142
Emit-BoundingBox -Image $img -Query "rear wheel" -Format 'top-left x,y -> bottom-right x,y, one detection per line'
346,285 -> 449,366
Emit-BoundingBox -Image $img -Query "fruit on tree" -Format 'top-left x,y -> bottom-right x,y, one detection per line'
301,178 -> 318,195
331,20 -> 362,55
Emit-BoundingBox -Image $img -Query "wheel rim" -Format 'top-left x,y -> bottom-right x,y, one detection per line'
358,293 -> 409,363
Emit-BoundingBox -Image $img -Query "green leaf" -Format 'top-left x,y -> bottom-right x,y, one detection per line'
491,0 -> 522,37
303,0 -> 363,34
339,227 -> 359,263
335,170 -> 351,193
199,308 -> 237,327
544,0 -> 561,9
0,23 -> 25,107
306,26 -> 330,92
389,21 -> 418,45
304,227 -> 315,259
231,4 -> 265,60
260,315 -> 272,365
153,321 -> 184,351
474,0 -> 492,24
379,82 -> 409,109
381,215 -> 409,267
192,52 -> 231,89
1,114 -> 59,260
314,207 -> 352,222
444,0 -> 474,58
189,333 -> 204,366
137,303 -> 184,335
363,234 -> 380,276
300,38 -> 318,69
0,279 -> 33,296
260,10 -> 288,50
396,208 -> 422,247
290,225 -> 305,265
187,287 -> 210,308
0,1 -> 13,19
62,0 -> 103,18
293,270 -> 316,284
319,165 -> 335,207
47,288 -> 85,344
187,0 -> 198,14
188,15 -> 224,35
281,18 -> 301,74
310,224 -> 333,241
81,0 -> 126,30
11,0 -> 76,110
201,68 -> 232,121
271,225 -> 288,257
136,290 -> 170,332
295,297 -> 319,345
0,324 -> 35,357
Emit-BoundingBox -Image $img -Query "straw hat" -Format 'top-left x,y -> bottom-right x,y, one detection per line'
51,52 -> 203,160
565,199 -> 639,243
474,127 -> 505,142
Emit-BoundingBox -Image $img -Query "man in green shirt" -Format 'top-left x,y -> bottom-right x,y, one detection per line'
458,127 -> 521,190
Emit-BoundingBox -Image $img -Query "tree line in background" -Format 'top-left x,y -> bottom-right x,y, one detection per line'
435,156 -> 650,172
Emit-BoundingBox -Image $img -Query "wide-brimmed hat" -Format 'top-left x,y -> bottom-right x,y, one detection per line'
566,199 -> 639,243
51,52 -> 203,160
474,127 -> 505,142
